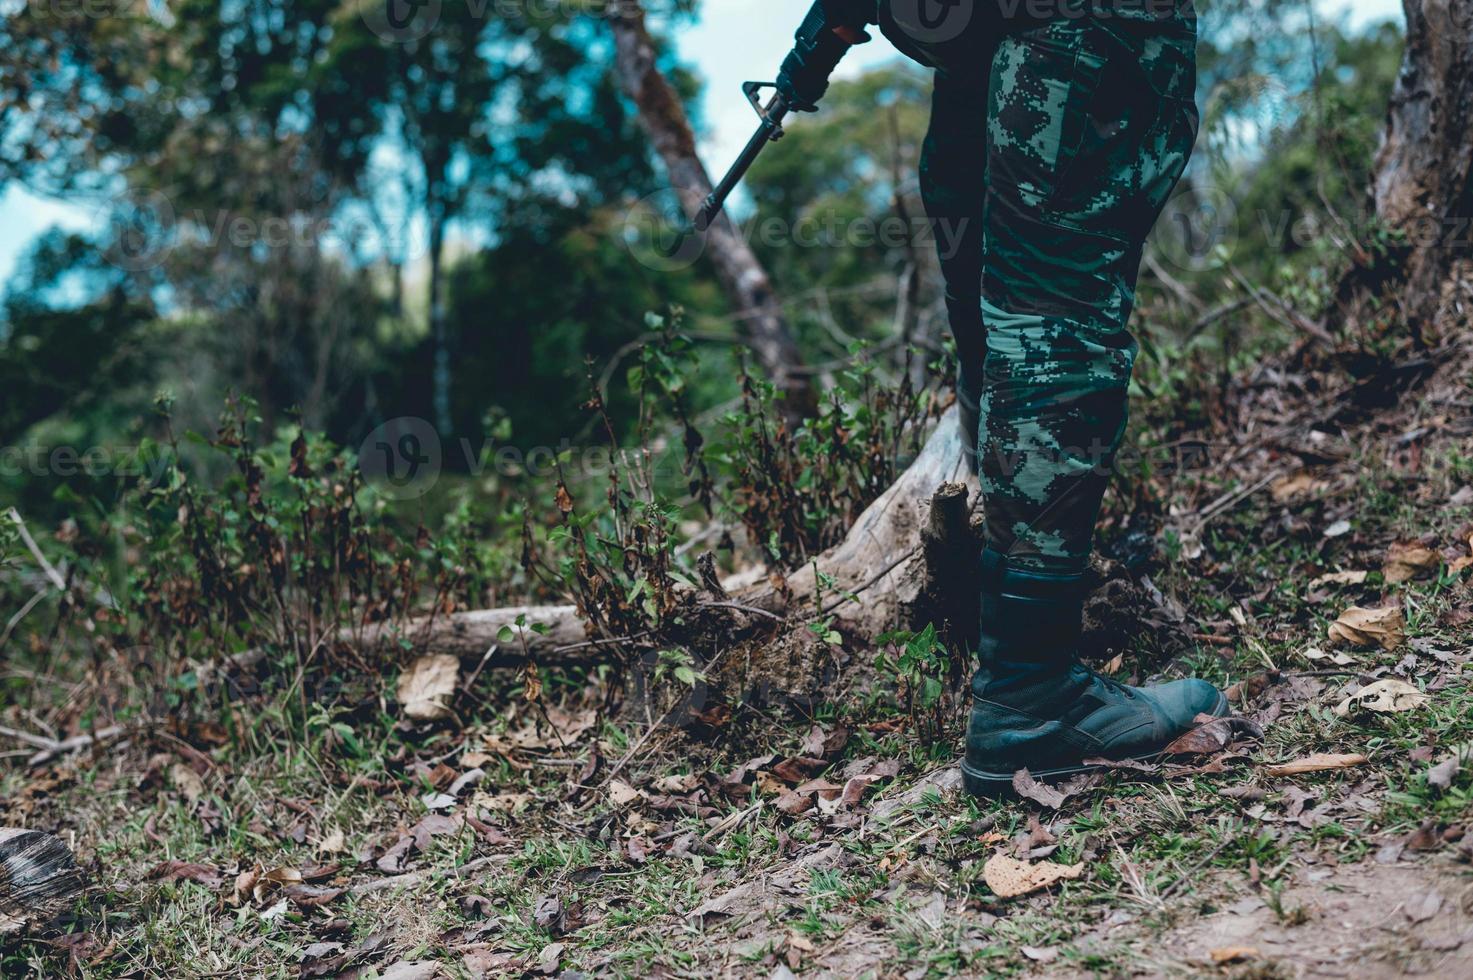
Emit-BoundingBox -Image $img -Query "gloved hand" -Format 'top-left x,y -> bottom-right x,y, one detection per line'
821,0 -> 874,43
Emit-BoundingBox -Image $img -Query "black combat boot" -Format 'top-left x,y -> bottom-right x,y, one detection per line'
962,548 -> 1228,796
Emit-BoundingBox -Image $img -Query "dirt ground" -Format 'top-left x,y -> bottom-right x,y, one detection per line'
3,345 -> 1473,978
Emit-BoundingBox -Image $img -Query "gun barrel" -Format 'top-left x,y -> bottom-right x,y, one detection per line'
693,0 -> 855,232
696,94 -> 790,232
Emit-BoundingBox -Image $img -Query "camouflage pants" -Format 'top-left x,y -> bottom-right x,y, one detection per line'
907,8 -> 1198,573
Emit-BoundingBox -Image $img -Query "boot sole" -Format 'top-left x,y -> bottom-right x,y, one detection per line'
961,690 -> 1231,798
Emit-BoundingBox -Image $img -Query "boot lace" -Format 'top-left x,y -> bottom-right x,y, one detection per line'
1081,666 -> 1137,699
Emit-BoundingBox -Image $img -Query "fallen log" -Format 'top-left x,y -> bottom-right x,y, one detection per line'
764,404 -> 980,636
0,829 -> 84,934
351,408 -> 978,664
350,605 -> 588,664
310,408 -> 1175,677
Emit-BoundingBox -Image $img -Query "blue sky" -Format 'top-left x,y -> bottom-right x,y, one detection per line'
0,0 -> 1406,289
683,0 -> 1405,165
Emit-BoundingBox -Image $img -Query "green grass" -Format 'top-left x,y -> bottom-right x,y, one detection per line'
4,423 -> 1472,978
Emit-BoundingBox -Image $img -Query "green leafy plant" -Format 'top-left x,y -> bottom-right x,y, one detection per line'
874,624 -> 960,747
115,396 -> 483,735
652,648 -> 705,690
714,342 -> 935,568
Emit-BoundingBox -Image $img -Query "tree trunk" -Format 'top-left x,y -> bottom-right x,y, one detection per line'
428,210 -> 452,438
606,0 -> 815,420
0,829 -> 84,934
1336,0 -> 1473,341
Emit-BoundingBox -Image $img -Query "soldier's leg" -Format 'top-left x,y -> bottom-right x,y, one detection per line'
964,8 -> 1227,793
980,12 -> 1200,572
918,62 -> 992,470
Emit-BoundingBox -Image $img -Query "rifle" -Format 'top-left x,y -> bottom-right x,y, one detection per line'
692,3 -> 865,233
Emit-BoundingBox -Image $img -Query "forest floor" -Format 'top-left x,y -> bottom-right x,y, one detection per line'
4,341 -> 1473,978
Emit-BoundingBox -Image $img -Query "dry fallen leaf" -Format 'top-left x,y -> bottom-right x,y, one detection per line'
316,828 -> 346,855
1404,819 -> 1443,851
982,852 -> 1083,898
374,836 -> 413,873
1383,541 -> 1440,583
651,773 -> 698,794
250,866 -> 303,903
1309,569 -> 1369,588
1012,769 -> 1066,809
147,860 -> 224,890
397,653 -> 460,721
754,771 -> 786,797
1271,472 -> 1325,502
798,724 -> 849,760
1404,890 -> 1443,923
774,789 -> 814,816
1328,605 -> 1405,650
1264,753 -> 1369,776
1210,946 -> 1259,963
1426,746 -> 1468,792
608,780 -> 643,807
169,762 -> 205,804
1162,714 -> 1263,756
538,941 -> 565,975
470,790 -> 532,814
1333,678 -> 1428,717
1305,646 -> 1357,666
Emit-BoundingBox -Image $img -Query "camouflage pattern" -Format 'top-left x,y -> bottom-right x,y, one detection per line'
912,5 -> 1199,573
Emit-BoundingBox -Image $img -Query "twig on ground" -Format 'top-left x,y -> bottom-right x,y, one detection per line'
697,601 -> 785,622
0,588 -> 50,650
1184,297 -> 1255,341
819,545 -> 919,616
6,508 -> 67,592
549,631 -> 653,655
458,642 -> 500,706
26,724 -> 128,766
1190,469 -> 1284,529
703,802 -> 763,844
601,706 -> 677,787
0,724 -> 61,751
1228,266 -> 1336,345
1159,838 -> 1234,900
347,854 -> 510,895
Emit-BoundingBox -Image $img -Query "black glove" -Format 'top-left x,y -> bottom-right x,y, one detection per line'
822,0 -> 876,40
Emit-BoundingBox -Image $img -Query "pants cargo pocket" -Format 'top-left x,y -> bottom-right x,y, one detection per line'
986,27 -> 1107,213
